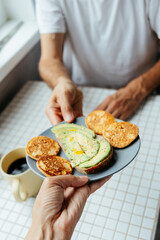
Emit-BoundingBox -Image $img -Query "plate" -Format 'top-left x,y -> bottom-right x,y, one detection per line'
26,117 -> 141,182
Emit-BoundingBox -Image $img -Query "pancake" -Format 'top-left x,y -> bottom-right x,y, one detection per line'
103,121 -> 139,148
85,110 -> 116,135
26,136 -> 60,160
37,155 -> 72,176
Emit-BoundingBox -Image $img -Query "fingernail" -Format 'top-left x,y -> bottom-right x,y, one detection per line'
65,114 -> 74,122
78,176 -> 88,182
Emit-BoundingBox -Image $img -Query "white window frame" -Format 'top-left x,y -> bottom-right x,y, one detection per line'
0,1 -> 7,27
0,0 -> 39,82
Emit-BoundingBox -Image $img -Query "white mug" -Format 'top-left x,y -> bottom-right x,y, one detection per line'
0,147 -> 43,202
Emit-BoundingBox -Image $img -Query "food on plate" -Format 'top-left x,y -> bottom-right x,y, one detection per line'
26,136 -> 60,160
103,121 -> 139,148
58,132 -> 100,167
76,139 -> 113,174
52,123 -> 113,174
51,123 -> 95,138
36,155 -> 72,176
85,110 -> 116,135
26,111 -> 139,177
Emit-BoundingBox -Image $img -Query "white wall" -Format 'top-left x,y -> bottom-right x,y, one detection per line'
0,1 -> 7,26
0,0 -> 40,107
2,0 -> 35,21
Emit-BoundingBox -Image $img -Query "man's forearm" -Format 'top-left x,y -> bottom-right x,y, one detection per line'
39,58 -> 72,89
127,59 -> 160,99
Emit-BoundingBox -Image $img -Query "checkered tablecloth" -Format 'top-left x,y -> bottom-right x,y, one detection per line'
0,81 -> 159,240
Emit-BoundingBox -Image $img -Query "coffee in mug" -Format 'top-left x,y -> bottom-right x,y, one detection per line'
0,147 -> 43,202
7,158 -> 29,175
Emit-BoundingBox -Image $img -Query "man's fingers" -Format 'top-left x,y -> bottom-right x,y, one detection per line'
73,95 -> 83,117
119,112 -> 130,120
45,175 -> 88,189
105,104 -> 114,114
46,107 -> 63,125
59,95 -> 75,122
46,93 -> 63,125
95,96 -> 113,110
111,109 -> 121,118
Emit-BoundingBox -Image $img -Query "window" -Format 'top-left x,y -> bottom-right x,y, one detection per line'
0,1 -> 7,26
0,0 -> 35,49
0,0 -> 39,82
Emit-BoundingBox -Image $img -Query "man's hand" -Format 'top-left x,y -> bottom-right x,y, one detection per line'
38,33 -> 83,125
25,175 -> 111,240
46,79 -> 83,125
96,76 -> 146,120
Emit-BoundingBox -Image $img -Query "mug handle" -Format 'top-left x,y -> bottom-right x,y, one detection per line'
12,179 -> 28,201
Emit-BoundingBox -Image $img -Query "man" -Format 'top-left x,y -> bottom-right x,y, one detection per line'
36,0 -> 160,125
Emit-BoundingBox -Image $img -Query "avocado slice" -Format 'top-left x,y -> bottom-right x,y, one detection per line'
62,137 -> 90,167
74,132 -> 100,157
53,127 -> 94,139
62,132 -> 100,167
51,123 -> 95,138
78,140 -> 111,168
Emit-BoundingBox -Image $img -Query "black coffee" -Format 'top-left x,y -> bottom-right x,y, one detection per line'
7,158 -> 29,175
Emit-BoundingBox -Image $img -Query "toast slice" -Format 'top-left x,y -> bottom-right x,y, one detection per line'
58,132 -> 100,167
52,123 -> 113,174
52,127 -> 95,139
76,147 -> 113,174
51,123 -> 95,138
85,110 -> 116,135
26,136 -> 60,160
36,155 -> 72,176
103,121 -> 139,148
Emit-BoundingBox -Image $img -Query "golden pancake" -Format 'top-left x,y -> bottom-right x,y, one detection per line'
26,136 -> 60,160
36,156 -> 72,176
103,121 -> 139,148
85,110 -> 116,135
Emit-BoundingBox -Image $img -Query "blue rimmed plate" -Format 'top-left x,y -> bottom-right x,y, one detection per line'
26,117 -> 141,182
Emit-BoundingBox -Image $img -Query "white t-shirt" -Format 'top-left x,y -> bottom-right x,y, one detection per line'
36,0 -> 160,88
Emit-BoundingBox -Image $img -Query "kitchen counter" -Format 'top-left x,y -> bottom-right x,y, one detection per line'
0,81 -> 159,240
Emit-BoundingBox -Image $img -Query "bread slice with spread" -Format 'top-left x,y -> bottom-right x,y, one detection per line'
51,123 -> 113,174
76,139 -> 113,174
